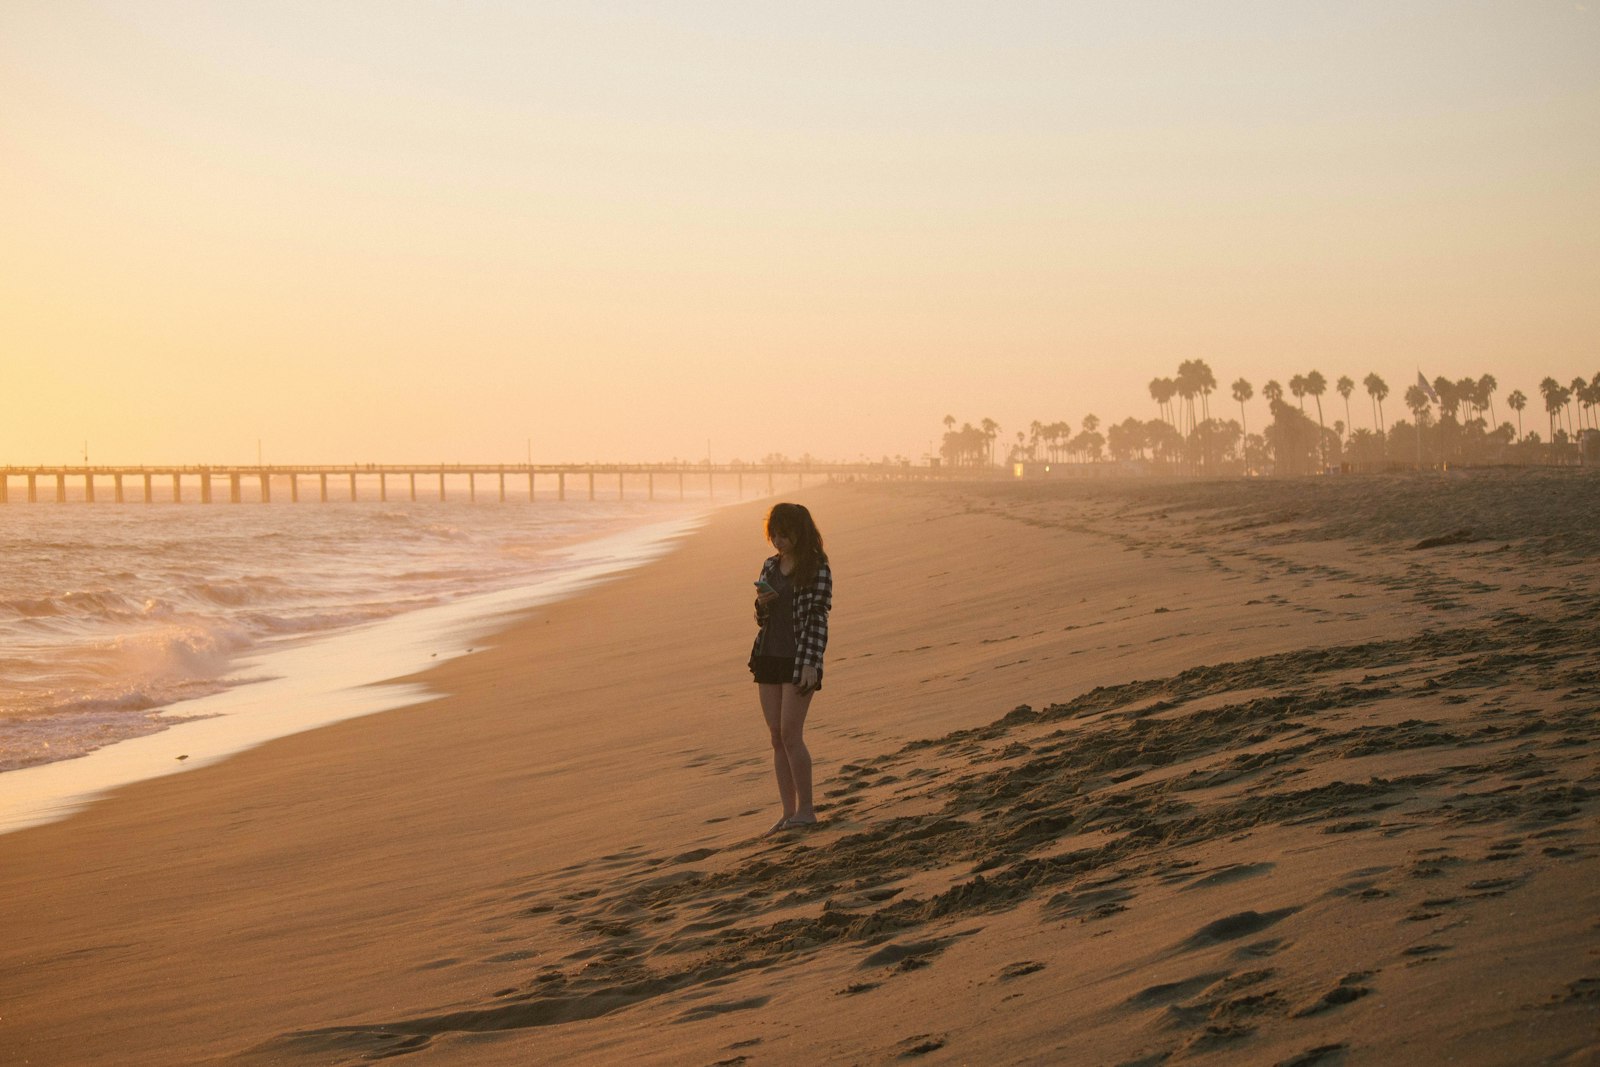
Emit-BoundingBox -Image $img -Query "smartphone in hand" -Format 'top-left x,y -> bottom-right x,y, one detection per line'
754,578 -> 776,596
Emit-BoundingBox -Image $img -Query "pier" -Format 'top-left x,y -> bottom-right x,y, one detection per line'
0,462 -> 940,504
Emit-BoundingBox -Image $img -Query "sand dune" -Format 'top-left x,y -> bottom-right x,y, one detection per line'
1,471 -> 1596,1065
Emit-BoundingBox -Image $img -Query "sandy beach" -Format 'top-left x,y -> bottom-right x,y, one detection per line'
2,471 -> 1596,1066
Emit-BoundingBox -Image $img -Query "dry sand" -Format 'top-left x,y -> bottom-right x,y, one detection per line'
1,470 -> 1596,1066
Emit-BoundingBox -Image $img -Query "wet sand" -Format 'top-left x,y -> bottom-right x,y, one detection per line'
1,470 -> 1596,1065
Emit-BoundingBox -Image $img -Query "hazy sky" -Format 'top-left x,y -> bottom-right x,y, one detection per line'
4,2 -> 1597,465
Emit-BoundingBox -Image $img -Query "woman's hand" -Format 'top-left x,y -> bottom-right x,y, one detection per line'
797,665 -> 819,694
755,589 -> 779,606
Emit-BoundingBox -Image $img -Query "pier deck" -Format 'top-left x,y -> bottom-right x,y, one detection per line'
0,462 -> 943,504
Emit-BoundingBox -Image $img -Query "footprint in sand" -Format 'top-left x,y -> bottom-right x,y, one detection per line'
673,995 -> 769,1024
1292,971 -> 1374,1017
1127,971 -> 1229,1007
858,930 -> 980,976
1275,1044 -> 1350,1067
1177,862 -> 1276,891
893,1034 -> 947,1058
1400,942 -> 1451,966
1176,908 -> 1299,953
836,981 -> 880,996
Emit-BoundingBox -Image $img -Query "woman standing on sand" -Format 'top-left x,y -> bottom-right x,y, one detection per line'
749,502 -> 832,835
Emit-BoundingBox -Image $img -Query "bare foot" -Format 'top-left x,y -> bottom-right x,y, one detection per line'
763,816 -> 793,837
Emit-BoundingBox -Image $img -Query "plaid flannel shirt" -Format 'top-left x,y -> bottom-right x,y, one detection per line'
750,554 -> 832,685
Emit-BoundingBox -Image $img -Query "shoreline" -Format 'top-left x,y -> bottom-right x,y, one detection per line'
0,474 -> 1594,1066
0,509 -> 710,836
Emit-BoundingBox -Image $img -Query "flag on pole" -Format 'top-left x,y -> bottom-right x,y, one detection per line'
1417,370 -> 1439,403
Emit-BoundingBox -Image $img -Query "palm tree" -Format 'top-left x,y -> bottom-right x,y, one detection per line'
1336,375 -> 1355,437
1539,377 -> 1564,462
1289,374 -> 1307,410
1263,379 -> 1284,406
1432,377 -> 1458,421
1432,377 -> 1460,463
1146,419 -> 1183,468
1305,370 -> 1328,466
1193,360 -> 1217,423
1507,388 -> 1527,442
1044,420 -> 1066,462
1457,377 -> 1480,424
1479,374 -> 1498,428
1228,386 -> 1252,468
1364,372 -> 1390,433
1108,417 -> 1148,462
943,414 -> 956,433
1561,380 -> 1581,438
980,417 -> 1000,466
1175,360 -> 1200,435
1232,378 -> 1253,441
1572,377 -> 1590,434
1404,383 -> 1431,467
1148,378 -> 1174,426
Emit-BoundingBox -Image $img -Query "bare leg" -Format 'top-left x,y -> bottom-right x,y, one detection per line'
759,683 -> 795,827
779,684 -> 816,823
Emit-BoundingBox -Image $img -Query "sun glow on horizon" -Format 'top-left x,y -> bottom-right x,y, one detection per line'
3,2 -> 1596,466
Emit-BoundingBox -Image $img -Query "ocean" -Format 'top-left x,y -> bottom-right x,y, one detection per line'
0,495 -> 710,832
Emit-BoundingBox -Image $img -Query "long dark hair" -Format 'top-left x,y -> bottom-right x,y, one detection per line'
766,502 -> 826,588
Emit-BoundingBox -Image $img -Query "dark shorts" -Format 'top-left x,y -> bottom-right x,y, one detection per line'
750,655 -> 820,690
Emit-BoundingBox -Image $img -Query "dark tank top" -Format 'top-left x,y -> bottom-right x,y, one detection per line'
763,567 -> 797,658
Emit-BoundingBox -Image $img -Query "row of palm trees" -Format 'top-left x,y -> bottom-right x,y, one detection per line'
1156,362 -> 1598,469
941,361 -> 1598,473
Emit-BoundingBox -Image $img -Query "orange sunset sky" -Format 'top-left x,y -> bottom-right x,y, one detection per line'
3,2 -> 1597,466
